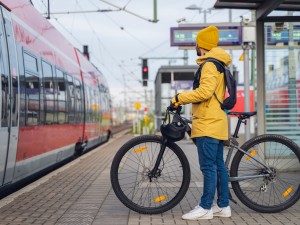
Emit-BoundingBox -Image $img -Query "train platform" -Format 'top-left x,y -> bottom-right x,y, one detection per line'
0,131 -> 300,225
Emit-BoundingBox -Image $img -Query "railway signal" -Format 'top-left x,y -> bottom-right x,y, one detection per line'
142,59 -> 148,87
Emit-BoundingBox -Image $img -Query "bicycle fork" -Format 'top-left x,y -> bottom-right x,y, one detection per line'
149,138 -> 168,181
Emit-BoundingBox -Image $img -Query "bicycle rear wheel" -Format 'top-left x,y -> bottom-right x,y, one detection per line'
230,134 -> 300,213
110,135 -> 190,214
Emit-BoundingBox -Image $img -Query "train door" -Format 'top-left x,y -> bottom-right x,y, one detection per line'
0,7 -> 19,186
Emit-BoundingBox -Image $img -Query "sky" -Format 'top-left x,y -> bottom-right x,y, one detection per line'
31,0 -> 252,111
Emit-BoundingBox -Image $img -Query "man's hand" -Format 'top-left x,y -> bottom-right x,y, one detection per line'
168,101 -> 179,111
169,96 -> 180,110
173,102 -> 180,108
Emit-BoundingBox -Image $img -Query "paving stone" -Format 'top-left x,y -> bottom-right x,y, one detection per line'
0,136 -> 300,225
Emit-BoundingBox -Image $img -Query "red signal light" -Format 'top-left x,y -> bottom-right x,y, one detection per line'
143,67 -> 148,73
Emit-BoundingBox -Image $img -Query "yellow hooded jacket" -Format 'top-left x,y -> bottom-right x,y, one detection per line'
172,47 -> 232,140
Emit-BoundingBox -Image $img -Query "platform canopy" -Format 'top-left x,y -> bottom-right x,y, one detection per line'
214,0 -> 300,137
214,0 -> 300,21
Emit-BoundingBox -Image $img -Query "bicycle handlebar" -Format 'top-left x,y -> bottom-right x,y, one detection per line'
164,105 -> 191,125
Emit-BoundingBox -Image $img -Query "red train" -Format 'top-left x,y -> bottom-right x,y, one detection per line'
0,0 -> 112,190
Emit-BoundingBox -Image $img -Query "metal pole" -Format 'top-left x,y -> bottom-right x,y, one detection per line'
122,74 -> 127,121
144,87 -> 148,109
229,9 -> 233,70
256,20 -> 265,136
153,0 -> 158,22
244,45 -> 251,141
47,0 -> 50,19
229,9 -> 233,136
184,50 -> 188,65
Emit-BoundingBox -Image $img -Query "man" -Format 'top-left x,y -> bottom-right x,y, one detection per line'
171,26 -> 232,220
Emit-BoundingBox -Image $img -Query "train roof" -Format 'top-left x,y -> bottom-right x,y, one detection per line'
0,0 -> 108,88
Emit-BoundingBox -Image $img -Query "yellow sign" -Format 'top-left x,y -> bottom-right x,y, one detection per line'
239,52 -> 244,61
91,104 -> 99,110
144,115 -> 149,124
134,102 -> 141,110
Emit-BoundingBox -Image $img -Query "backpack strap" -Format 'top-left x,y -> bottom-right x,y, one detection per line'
193,58 -> 226,105
201,58 -> 226,105
205,58 -> 225,74
207,58 -> 226,105
193,58 -> 224,90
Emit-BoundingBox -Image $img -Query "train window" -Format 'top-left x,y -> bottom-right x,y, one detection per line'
5,19 -> 19,127
66,75 -> 75,124
56,69 -> 66,124
74,79 -> 83,124
93,89 -> 100,122
42,61 -> 54,124
85,86 -> 90,123
25,73 -> 39,126
0,20 -> 8,128
88,87 -> 93,123
1,73 -> 8,128
24,52 -> 38,74
90,88 -> 95,122
11,75 -> 18,127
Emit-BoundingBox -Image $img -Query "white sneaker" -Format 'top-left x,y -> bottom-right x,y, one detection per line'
182,206 -> 213,220
212,205 -> 231,217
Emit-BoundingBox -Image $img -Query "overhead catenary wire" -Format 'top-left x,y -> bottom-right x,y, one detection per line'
73,2 -> 146,96
43,0 -> 171,66
123,0 -> 133,9
34,0 -> 186,97
44,9 -> 121,15
75,2 -> 137,73
87,0 -> 163,57
35,1 -> 133,89
43,11 -> 144,97
98,0 -> 156,23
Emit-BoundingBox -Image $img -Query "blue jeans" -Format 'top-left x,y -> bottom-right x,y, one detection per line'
195,137 -> 229,209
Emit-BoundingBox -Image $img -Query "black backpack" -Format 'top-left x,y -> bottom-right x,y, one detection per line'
193,58 -> 237,110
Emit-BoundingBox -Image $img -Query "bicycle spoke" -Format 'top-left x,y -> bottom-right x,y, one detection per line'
115,138 -> 186,210
232,135 -> 300,212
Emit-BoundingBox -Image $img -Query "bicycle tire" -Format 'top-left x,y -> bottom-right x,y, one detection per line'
110,135 -> 191,214
230,134 -> 300,213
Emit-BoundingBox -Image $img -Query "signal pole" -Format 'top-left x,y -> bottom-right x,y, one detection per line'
46,0 -> 50,19
153,0 -> 158,23
241,17 -> 256,141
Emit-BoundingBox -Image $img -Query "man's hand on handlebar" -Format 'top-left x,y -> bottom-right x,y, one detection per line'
168,101 -> 180,111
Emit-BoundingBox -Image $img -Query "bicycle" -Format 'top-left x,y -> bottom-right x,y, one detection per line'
110,106 -> 300,214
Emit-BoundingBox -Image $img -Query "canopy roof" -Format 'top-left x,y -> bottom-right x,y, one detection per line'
214,0 -> 300,20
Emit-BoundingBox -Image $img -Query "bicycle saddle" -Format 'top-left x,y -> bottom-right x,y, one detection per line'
228,112 -> 257,118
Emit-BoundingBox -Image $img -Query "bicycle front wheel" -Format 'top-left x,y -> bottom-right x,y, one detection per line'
230,134 -> 300,213
110,135 -> 190,214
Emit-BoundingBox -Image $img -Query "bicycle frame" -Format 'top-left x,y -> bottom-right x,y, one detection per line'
156,108 -> 272,183
225,144 -> 271,182
112,107 -> 300,214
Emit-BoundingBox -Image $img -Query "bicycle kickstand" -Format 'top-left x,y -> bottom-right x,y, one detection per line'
229,191 -> 237,204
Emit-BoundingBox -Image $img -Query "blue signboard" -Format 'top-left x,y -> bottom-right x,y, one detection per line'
267,26 -> 300,45
171,80 -> 193,90
170,26 -> 242,47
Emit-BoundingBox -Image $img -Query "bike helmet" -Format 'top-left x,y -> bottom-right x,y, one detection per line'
160,122 -> 186,142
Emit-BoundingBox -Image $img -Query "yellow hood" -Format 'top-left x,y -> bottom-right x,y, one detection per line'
196,47 -> 232,66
